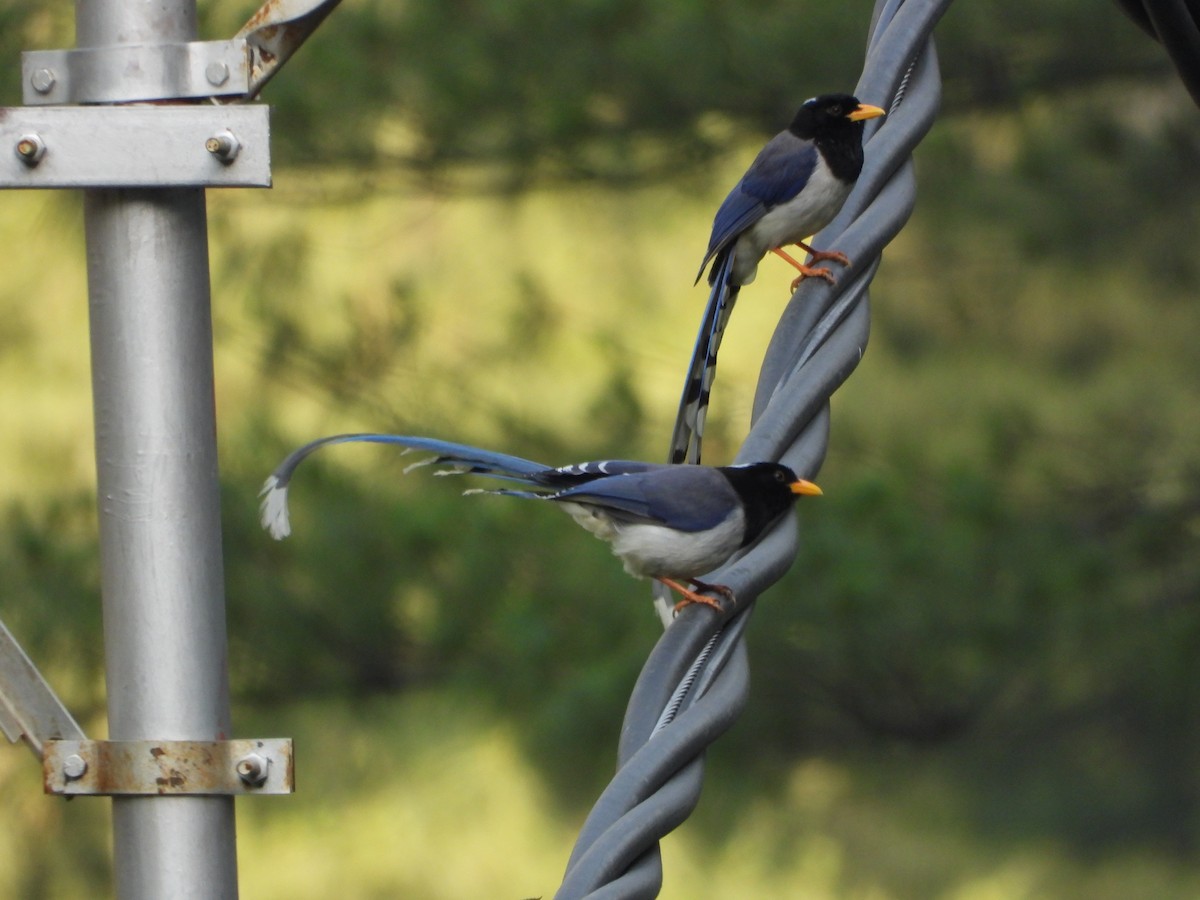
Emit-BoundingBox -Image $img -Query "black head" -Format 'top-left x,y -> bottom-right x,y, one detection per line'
787,93 -> 886,141
718,462 -> 822,548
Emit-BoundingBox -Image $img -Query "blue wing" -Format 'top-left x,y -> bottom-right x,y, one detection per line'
677,133 -> 818,464
547,466 -> 736,532
696,133 -> 819,283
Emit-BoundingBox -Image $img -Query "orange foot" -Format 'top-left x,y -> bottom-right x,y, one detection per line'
659,576 -> 733,614
794,238 -> 852,269
771,244 -> 852,291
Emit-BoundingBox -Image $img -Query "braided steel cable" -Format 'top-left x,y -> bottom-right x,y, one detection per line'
554,0 -> 952,896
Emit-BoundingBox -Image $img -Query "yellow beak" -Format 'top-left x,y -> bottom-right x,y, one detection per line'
790,479 -> 823,497
848,103 -> 886,122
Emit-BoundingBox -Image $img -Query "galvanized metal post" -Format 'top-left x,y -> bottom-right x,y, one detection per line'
75,1 -> 238,896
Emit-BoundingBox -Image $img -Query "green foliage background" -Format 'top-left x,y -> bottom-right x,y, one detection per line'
1,1 -> 1199,897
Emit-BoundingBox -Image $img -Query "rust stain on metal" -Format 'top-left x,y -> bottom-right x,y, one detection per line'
280,738 -> 295,790
230,0 -> 342,100
45,738 -> 294,795
156,769 -> 187,793
241,0 -> 290,33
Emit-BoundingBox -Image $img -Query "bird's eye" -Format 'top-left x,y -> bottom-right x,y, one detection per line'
828,105 -> 842,117
773,470 -> 786,482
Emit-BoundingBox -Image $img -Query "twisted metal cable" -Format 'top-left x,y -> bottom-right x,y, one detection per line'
554,1 -> 952,896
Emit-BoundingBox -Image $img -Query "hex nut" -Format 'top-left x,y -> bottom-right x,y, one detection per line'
235,753 -> 269,787
15,134 -> 47,166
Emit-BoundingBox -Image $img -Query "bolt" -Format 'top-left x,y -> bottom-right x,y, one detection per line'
15,134 -> 46,166
205,61 -> 230,87
205,130 -> 240,164
30,68 -> 56,94
63,754 -> 87,781
235,753 -> 269,787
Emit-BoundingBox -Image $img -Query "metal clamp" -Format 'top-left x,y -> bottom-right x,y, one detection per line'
22,41 -> 251,106
44,738 -> 294,796
0,105 -> 271,188
19,0 -> 343,106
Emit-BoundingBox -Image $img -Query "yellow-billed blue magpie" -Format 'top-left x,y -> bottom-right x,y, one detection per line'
672,94 -> 885,465
260,434 -> 821,611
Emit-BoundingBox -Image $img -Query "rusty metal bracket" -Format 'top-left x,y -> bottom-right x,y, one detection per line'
4,605 -> 293,798
44,738 -> 294,796
232,0 -> 344,101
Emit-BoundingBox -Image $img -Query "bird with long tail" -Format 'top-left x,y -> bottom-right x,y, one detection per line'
671,93 -> 885,465
260,434 -> 821,612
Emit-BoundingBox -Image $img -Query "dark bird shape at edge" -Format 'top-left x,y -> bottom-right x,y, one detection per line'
260,433 -> 822,612
671,93 -> 885,465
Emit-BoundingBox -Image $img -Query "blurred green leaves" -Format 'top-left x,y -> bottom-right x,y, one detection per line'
0,0 -> 1199,893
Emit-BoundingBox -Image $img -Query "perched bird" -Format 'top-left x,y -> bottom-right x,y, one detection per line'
671,93 -> 886,465
260,433 -> 822,611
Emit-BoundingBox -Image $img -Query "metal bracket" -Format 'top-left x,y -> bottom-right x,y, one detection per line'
234,0 -> 344,100
0,105 -> 271,188
44,738 -> 294,796
0,621 -> 86,758
15,0 -> 341,108
22,41 -> 250,106
4,620 -> 293,798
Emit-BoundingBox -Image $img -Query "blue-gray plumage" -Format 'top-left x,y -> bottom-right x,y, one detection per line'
671,94 -> 886,465
260,433 -> 821,611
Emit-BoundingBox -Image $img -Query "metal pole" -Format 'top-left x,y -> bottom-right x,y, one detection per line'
75,2 -> 238,897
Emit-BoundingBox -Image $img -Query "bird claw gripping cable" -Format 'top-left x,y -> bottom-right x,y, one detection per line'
554,1 -> 954,896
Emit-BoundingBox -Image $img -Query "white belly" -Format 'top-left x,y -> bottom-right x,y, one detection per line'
731,156 -> 851,285
560,502 -> 745,580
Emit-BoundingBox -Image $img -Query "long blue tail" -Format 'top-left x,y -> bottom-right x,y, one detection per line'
259,433 -> 550,539
669,248 -> 739,465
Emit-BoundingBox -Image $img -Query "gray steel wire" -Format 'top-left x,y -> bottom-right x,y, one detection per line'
554,0 -> 952,896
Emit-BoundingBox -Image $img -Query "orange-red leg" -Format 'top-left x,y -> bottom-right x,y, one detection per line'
771,244 -> 853,291
793,239 -> 852,268
658,577 -> 727,613
771,247 -> 834,289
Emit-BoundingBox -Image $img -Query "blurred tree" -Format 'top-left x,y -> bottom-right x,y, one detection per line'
238,0 -> 1169,184
3,0 -> 1173,184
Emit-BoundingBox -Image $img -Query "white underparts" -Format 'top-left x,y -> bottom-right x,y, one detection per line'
731,154 -> 851,286
559,502 -> 745,580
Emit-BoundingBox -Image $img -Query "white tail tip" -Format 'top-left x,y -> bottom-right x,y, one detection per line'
258,476 -> 293,540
